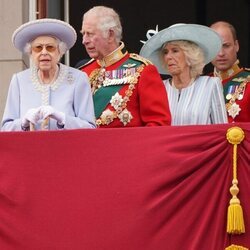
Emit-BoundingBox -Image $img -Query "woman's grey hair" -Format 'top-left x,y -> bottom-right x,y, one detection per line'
83,6 -> 122,44
24,37 -> 68,57
161,40 -> 205,78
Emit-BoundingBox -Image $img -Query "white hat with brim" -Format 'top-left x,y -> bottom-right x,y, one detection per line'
12,18 -> 77,52
139,23 -> 222,74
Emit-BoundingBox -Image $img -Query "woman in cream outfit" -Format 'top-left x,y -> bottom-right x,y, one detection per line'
140,23 -> 228,125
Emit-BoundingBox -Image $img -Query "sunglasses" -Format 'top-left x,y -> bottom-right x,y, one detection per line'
32,44 -> 58,53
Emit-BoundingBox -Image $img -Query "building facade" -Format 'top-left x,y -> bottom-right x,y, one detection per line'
1,0 -> 250,119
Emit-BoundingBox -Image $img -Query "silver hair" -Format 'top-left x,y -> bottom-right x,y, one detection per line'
161,40 -> 205,78
24,37 -> 68,57
83,6 -> 122,43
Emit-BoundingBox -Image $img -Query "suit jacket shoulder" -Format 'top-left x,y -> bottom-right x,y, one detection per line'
76,58 -> 95,70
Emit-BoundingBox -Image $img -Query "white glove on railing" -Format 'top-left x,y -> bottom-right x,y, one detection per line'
39,105 -> 66,125
21,108 -> 40,128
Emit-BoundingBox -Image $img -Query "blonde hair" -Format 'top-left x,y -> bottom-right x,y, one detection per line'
82,6 -> 122,43
161,40 -> 205,78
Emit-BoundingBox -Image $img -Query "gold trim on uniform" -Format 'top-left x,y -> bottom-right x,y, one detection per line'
214,60 -> 241,80
97,42 -> 127,67
129,53 -> 152,65
89,68 -> 106,94
232,77 -> 247,82
123,63 -> 137,68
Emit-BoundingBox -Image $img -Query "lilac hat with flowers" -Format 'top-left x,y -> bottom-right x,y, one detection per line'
12,18 -> 77,52
139,23 -> 222,74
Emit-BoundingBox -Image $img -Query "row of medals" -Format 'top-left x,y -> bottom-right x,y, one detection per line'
226,84 -> 245,101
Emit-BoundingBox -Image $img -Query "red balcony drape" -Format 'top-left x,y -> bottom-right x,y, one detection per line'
0,123 -> 249,250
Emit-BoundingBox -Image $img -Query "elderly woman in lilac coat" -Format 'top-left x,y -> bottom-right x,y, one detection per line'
1,18 -> 96,131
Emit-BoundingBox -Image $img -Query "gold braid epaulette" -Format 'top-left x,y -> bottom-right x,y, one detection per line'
129,53 -> 153,66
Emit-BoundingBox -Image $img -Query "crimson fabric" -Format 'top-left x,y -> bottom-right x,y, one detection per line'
0,123 -> 249,250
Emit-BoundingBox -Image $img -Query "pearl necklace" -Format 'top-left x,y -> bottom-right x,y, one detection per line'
31,63 -> 68,105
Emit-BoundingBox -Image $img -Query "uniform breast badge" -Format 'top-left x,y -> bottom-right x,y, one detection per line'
227,102 -> 241,119
98,90 -> 134,126
118,109 -> 133,125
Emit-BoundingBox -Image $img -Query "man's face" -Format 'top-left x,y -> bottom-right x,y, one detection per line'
211,25 -> 239,72
81,17 -> 110,60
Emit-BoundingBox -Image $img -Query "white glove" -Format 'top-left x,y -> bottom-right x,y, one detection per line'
39,105 -> 65,125
22,108 -> 41,127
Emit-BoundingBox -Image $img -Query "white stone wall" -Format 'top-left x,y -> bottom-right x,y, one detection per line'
0,0 -> 29,121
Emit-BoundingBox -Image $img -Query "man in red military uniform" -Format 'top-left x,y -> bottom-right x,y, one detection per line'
78,6 -> 171,128
210,21 -> 250,122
